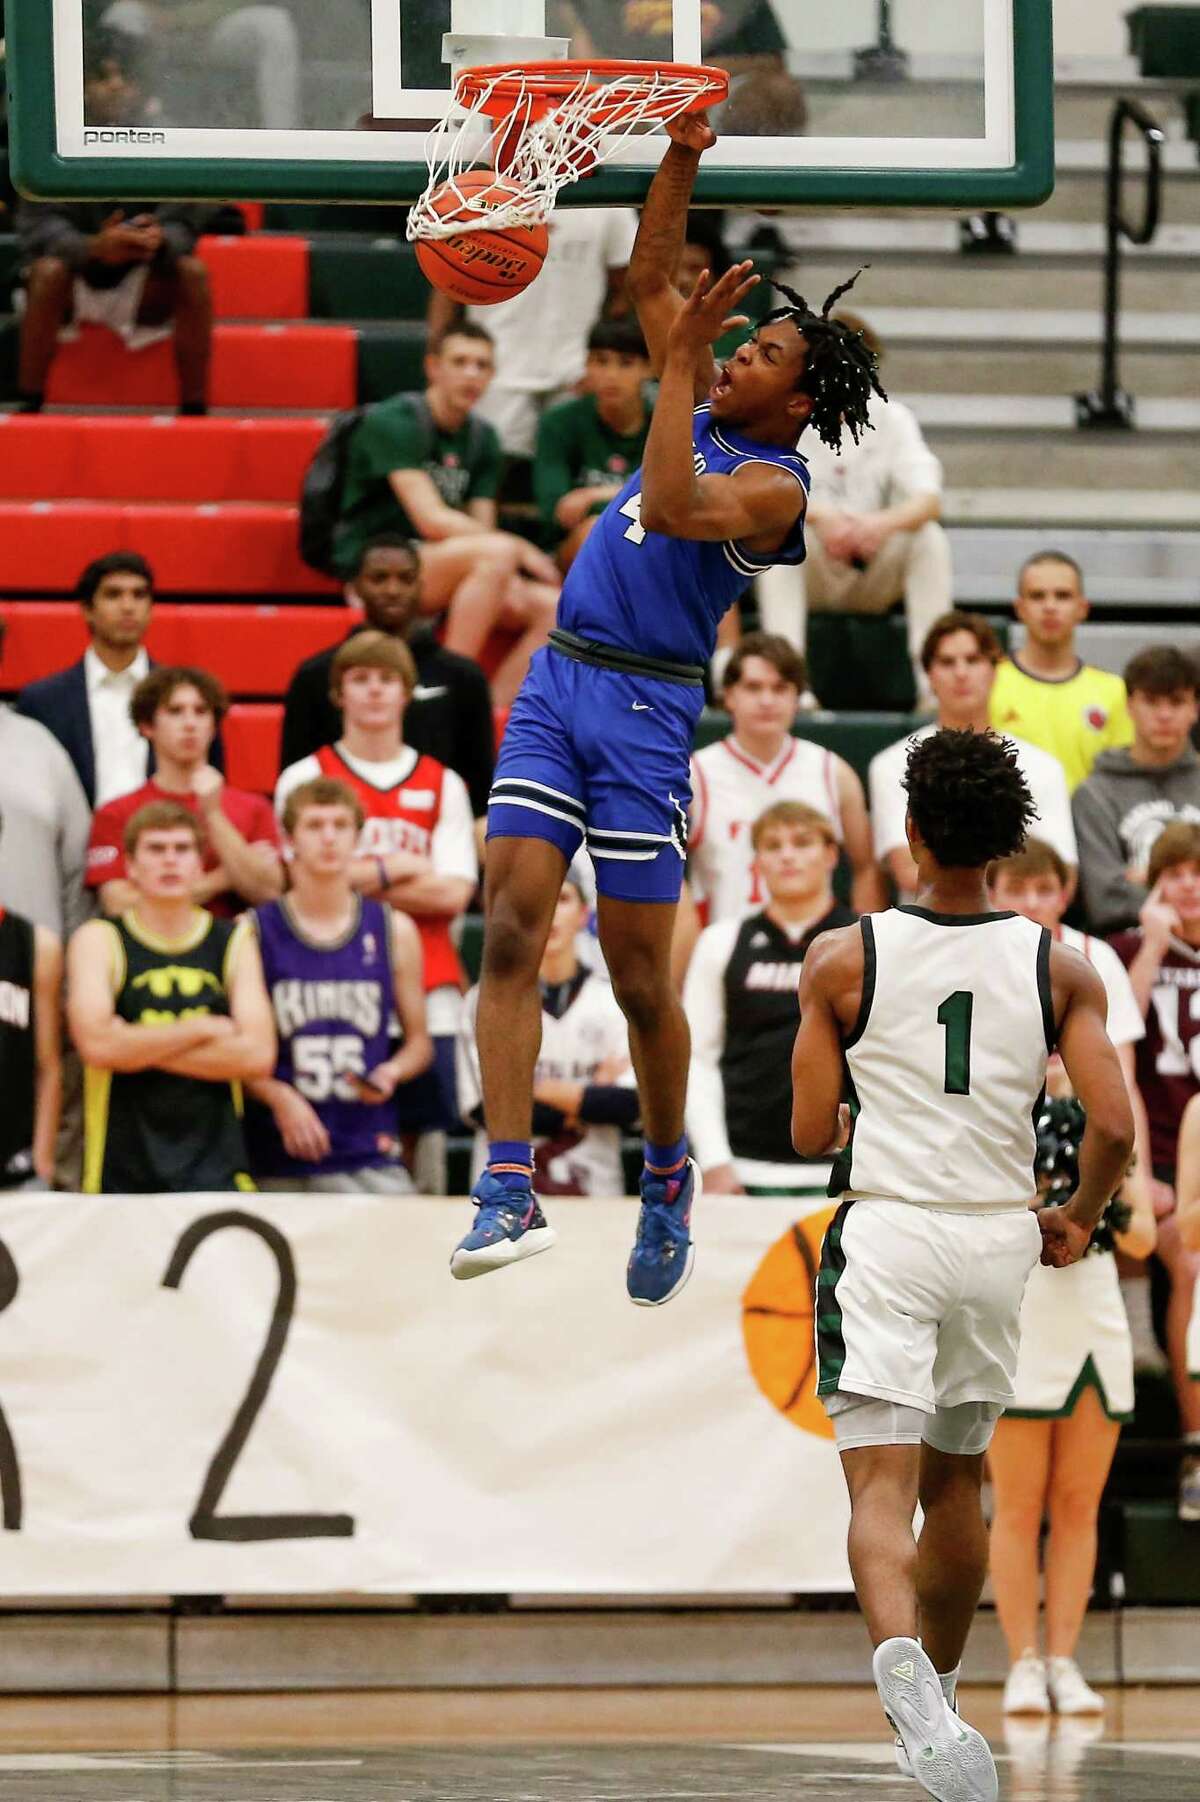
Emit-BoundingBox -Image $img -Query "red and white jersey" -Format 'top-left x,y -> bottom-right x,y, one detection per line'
275,743 -> 477,996
1110,928 -> 1200,1174
689,735 -> 844,921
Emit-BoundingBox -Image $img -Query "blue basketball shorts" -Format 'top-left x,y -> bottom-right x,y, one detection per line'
487,647 -> 704,903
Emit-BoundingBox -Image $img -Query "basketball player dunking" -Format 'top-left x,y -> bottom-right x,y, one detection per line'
453,111 -> 886,1301
791,729 -> 1134,1802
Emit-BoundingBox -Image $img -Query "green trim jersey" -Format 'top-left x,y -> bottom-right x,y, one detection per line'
831,906 -> 1055,1211
83,910 -> 253,1195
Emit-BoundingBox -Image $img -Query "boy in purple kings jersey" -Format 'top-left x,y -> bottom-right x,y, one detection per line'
455,109 -> 886,1300
247,776 -> 432,1193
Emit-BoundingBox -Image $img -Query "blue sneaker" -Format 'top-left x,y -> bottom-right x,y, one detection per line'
450,1170 -> 557,1280
627,1158 -> 699,1306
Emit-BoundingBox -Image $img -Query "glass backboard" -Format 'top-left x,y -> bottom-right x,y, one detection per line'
7,0 -> 1053,208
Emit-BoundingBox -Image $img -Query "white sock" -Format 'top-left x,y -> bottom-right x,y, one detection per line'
938,1665 -> 960,1708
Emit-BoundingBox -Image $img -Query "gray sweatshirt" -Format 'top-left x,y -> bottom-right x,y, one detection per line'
1072,743 -> 1200,933
0,708 -> 92,939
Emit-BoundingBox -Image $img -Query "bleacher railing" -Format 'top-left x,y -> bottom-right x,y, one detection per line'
1076,97 -> 1165,430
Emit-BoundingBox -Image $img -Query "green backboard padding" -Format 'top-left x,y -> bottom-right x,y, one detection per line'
309,238 -> 429,322
693,708 -> 918,788
356,322 -> 429,403
1127,6 -> 1200,76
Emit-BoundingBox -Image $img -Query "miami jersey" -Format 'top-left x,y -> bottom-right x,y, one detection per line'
557,405 -> 810,666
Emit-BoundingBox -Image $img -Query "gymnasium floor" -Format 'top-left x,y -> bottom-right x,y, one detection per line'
3,1688 -> 1200,1799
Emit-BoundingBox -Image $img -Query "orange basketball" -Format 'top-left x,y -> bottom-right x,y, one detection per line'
415,171 -> 549,306
741,1207 -> 838,1442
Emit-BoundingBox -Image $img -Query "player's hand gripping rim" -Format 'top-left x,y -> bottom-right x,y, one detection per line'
666,260 -> 759,359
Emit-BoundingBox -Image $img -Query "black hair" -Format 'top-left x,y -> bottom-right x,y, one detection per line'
684,210 -> 732,278
761,269 -> 886,452
77,551 -> 154,604
84,23 -> 141,83
435,319 -> 494,350
1018,547 -> 1084,591
587,317 -> 649,359
903,729 -> 1037,871
356,532 -> 419,573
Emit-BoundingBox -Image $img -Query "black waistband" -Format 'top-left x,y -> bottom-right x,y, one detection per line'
548,628 -> 705,688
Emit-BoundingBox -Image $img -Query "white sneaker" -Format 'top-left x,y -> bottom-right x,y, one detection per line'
1046,1655 -> 1105,1715
874,1638 -> 998,1801
1003,1651 -> 1050,1715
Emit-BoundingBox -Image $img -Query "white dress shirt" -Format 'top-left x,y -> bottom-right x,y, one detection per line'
85,645 -> 151,807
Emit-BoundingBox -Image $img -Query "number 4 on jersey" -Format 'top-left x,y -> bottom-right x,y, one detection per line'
620,492 -> 646,545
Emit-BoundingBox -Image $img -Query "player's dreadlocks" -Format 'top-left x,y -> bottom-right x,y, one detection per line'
762,268 -> 887,452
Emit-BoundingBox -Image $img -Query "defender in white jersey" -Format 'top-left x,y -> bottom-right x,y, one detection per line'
790,729 -> 1133,1802
688,634 -> 880,927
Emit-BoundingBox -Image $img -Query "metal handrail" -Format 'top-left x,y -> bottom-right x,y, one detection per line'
1076,98 -> 1165,429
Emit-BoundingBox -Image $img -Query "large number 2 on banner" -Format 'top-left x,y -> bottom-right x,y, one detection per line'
0,1239 -> 21,1531
162,1212 -> 355,1543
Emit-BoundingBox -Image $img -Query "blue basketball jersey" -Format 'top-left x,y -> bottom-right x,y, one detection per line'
556,405 -> 810,667
247,896 -> 397,1179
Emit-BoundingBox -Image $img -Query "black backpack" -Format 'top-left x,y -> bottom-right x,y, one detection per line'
298,394 -> 491,575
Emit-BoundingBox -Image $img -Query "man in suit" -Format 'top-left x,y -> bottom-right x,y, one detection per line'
280,533 -> 495,853
18,552 -> 225,810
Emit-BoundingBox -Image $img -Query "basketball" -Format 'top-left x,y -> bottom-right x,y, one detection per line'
414,171 -> 549,306
741,1208 -> 838,1442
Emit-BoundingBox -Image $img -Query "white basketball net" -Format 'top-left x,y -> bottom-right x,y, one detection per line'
407,64 -> 720,241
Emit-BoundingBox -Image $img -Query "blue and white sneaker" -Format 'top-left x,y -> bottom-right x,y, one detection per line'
450,1171 -> 557,1281
626,1158 -> 699,1307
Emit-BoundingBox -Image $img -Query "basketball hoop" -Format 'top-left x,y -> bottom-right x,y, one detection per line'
407,59 -> 729,243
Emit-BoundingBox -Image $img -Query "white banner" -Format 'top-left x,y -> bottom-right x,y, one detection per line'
0,1194 -> 851,1595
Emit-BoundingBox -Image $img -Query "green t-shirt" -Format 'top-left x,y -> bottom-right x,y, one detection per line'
533,392 -> 651,539
333,393 -> 503,576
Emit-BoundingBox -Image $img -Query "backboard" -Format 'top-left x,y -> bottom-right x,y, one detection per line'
7,0 -> 1053,209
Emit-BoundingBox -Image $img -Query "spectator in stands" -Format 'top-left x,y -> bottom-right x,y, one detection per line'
82,23 -> 152,127
19,552 -> 160,808
1073,646 -> 1200,933
555,1 -> 807,137
279,534 -> 495,839
687,634 -> 881,950
0,810 -> 64,1191
86,666 -> 282,918
68,801 -> 275,1193
14,197 -> 212,416
275,632 -> 477,1149
246,776 -> 433,1194
869,612 -> 1077,901
100,0 -> 301,130
1110,822 -> 1200,1521
990,550 -> 1133,791
457,870 -> 638,1196
685,799 -> 854,1197
0,623 -> 92,941
985,842 -> 1156,1704
753,311 -> 951,707
427,209 -> 638,461
534,319 -> 653,573
332,325 -> 561,707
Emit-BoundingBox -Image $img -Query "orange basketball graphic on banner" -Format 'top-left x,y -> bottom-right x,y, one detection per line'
742,1207 -> 838,1442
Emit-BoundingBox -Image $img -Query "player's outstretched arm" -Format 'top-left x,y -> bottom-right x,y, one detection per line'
1043,942 -> 1135,1266
790,927 -> 862,1158
626,112 -> 718,400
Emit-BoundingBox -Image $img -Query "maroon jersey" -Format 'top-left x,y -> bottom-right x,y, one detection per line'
1111,929 -> 1200,1172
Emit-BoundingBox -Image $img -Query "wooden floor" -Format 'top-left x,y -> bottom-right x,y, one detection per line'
1,1687 -> 1198,1798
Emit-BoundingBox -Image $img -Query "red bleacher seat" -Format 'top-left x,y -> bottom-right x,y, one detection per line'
44,323 -> 356,410
224,702 -> 283,795
0,501 -> 337,595
0,602 -> 357,692
0,417 -> 326,505
198,235 -> 308,321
